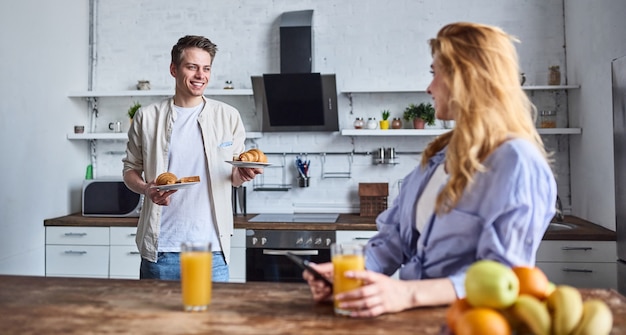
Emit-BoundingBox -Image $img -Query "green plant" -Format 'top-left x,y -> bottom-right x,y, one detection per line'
127,101 -> 141,119
381,110 -> 390,121
403,102 -> 436,126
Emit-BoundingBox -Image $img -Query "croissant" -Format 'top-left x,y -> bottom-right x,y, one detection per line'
248,148 -> 268,163
156,172 -> 177,185
237,148 -> 267,163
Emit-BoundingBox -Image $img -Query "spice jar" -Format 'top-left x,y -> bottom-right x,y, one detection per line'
391,118 -> 403,129
548,66 -> 561,86
353,117 -> 364,129
539,110 -> 556,128
366,117 -> 378,129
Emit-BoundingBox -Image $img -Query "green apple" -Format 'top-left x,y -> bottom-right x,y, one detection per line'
465,260 -> 520,309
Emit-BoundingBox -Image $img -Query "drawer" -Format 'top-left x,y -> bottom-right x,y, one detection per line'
536,241 -> 616,263
336,230 -> 378,244
110,227 -> 138,245
110,245 -> 141,279
229,246 -> 246,283
46,227 -> 109,245
232,228 -> 246,248
537,262 -> 617,289
46,245 -> 109,278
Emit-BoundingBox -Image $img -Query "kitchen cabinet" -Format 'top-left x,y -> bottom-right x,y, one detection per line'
109,227 -> 140,279
230,228 -> 246,283
45,226 -> 110,278
335,230 -> 400,279
46,226 -> 141,279
535,240 -> 617,289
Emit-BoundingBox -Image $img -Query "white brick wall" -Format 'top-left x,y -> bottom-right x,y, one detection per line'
90,0 -> 570,213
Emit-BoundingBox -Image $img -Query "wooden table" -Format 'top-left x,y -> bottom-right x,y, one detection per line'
1,276 -> 625,334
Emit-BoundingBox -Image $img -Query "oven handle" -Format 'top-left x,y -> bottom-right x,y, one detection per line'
262,249 -> 319,256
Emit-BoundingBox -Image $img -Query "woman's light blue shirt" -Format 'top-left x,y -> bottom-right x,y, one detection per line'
365,138 -> 557,298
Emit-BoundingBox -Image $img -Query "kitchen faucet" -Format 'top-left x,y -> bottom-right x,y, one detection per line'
554,195 -> 564,222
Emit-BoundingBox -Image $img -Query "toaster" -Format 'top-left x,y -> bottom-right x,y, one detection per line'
82,179 -> 142,217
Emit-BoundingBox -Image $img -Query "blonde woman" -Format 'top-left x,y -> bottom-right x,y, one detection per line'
304,22 -> 557,317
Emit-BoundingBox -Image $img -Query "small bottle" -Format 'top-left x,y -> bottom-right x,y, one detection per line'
366,117 -> 378,129
391,118 -> 403,129
548,66 -> 561,86
539,110 -> 557,128
353,117 -> 364,129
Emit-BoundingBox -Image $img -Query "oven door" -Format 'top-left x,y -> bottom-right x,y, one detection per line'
245,229 -> 335,283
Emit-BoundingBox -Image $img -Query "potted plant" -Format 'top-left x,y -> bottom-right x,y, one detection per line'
127,101 -> 141,122
403,102 -> 436,129
380,110 -> 390,130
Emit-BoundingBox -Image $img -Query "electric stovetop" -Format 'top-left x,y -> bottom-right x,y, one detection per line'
249,213 -> 339,223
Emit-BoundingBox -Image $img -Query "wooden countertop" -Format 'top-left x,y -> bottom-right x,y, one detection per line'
2,275 -> 625,334
45,213 -> 616,241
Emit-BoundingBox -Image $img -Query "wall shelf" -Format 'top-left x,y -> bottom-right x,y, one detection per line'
68,132 -> 263,140
341,85 -> 580,94
68,89 -> 253,98
341,128 -> 582,136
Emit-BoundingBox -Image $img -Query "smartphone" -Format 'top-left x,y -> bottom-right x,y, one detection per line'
285,252 -> 333,287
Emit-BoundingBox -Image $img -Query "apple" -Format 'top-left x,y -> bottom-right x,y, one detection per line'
464,260 -> 520,309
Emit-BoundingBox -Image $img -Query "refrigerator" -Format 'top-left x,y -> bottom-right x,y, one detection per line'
612,54 -> 626,296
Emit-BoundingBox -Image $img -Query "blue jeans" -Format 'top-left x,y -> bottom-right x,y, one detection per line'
140,251 -> 229,282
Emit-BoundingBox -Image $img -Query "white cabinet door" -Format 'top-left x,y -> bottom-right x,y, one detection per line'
110,245 -> 141,279
537,262 -> 617,289
46,245 -> 109,278
336,230 -> 378,244
110,227 -> 137,245
335,230 -> 400,279
46,227 -> 109,245
230,228 -> 246,283
110,227 -> 140,279
536,240 -> 617,289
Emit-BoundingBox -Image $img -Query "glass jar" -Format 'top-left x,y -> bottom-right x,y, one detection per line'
539,110 -> 557,128
353,117 -> 364,129
366,117 -> 378,129
548,66 -> 561,86
391,118 -> 403,129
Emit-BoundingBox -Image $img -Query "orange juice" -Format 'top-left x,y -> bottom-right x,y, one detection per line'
180,250 -> 212,311
332,252 -> 365,315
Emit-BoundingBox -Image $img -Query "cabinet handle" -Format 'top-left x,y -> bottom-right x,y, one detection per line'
561,247 -> 592,251
64,233 -> 87,237
129,234 -> 137,237
64,250 -> 87,255
561,268 -> 593,273
262,249 -> 319,256
353,237 -> 371,240
129,251 -> 140,255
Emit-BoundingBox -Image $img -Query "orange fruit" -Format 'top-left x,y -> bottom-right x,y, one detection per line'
455,308 -> 512,335
512,266 -> 550,300
445,298 -> 472,333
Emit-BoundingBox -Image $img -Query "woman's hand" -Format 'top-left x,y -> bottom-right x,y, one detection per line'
303,262 -> 333,303
335,270 -> 414,318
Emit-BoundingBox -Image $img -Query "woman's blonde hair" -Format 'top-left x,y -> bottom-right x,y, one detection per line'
423,22 -> 550,214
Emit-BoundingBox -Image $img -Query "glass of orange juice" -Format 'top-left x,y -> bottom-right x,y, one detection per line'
180,241 -> 212,312
331,242 -> 365,316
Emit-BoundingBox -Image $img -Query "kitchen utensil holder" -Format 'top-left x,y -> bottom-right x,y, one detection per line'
297,176 -> 310,187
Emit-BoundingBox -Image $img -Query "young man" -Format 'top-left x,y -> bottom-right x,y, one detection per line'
123,35 -> 262,281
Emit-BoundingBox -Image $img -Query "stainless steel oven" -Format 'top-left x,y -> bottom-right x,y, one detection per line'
246,229 -> 335,283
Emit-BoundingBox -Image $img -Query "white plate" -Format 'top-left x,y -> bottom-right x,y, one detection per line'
225,161 -> 272,168
150,181 -> 200,191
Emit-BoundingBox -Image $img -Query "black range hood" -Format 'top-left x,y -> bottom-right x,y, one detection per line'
252,10 -> 339,132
